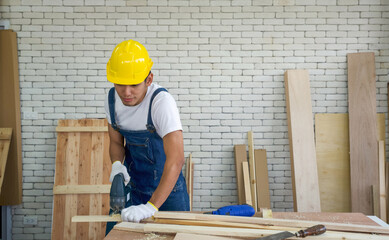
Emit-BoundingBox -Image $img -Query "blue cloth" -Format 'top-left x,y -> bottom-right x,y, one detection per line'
106,87 -> 189,235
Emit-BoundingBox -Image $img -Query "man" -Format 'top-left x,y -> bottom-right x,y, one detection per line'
104,39 -> 189,234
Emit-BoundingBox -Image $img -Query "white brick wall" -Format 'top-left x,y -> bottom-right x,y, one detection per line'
1,0 -> 389,239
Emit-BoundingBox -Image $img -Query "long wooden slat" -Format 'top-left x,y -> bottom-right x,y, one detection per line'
234,145 -> 247,204
242,162 -> 252,206
0,30 -> 22,205
51,119 -> 111,240
347,52 -> 378,215
115,222 -> 388,240
315,113 -> 385,213
72,215 -> 122,223
153,212 -> 389,235
56,126 -> 108,132
185,153 -> 193,211
254,149 -> 271,209
53,184 -> 111,194
0,128 -> 12,192
378,141 -> 387,222
284,69 -> 321,212
247,131 -> 257,210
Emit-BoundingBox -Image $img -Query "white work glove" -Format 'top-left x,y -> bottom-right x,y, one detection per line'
121,201 -> 158,223
109,161 -> 130,183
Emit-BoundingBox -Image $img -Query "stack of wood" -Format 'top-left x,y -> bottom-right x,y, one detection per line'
111,211 -> 389,239
234,131 -> 271,212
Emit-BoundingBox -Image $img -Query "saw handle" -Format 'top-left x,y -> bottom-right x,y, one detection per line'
296,224 -> 326,237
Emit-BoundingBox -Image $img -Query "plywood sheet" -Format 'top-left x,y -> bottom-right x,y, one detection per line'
284,69 -> 321,212
0,30 -> 22,205
51,119 -> 111,240
234,145 -> 247,205
315,113 -> 385,213
254,149 -> 271,209
347,52 -> 378,215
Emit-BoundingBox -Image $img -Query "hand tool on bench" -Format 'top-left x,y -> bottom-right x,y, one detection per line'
255,224 -> 326,239
109,173 -> 126,217
204,204 -> 255,217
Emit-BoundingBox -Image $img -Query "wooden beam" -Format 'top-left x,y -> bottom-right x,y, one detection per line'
242,162 -> 252,206
153,212 -> 389,235
347,52 -> 378,215
115,222 -> 388,240
255,149 -> 271,209
284,69 -> 321,212
247,131 -> 257,210
72,214 -> 121,223
0,128 -> 12,192
185,154 -> 193,211
56,126 -> 108,132
234,145 -> 247,205
53,184 -> 111,194
378,141 -> 387,222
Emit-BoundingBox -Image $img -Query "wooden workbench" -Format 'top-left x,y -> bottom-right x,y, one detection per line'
104,212 -> 380,240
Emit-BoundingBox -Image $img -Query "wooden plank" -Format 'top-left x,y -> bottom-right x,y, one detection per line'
185,153 -> 193,211
247,131 -> 257,210
53,184 -> 111,194
115,222 -> 388,240
0,128 -> 12,192
315,113 -> 385,213
56,126 -> 108,132
315,114 -> 350,212
254,149 -> 271,209
0,30 -> 22,205
153,212 -> 389,235
378,141 -> 387,222
347,52 -> 378,215
72,215 -> 122,223
234,145 -> 247,204
242,162 -> 252,206
271,212 -> 378,226
284,69 -> 321,212
51,119 -> 111,240
174,233 -> 242,240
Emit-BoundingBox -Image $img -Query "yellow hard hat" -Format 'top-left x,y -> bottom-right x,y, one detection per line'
107,40 -> 153,85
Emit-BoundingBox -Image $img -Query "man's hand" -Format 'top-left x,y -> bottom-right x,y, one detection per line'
109,161 -> 130,183
121,202 -> 158,223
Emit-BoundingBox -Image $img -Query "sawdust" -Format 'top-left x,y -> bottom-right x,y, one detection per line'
135,233 -> 167,240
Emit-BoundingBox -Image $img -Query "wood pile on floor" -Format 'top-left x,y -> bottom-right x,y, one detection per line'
111,212 -> 389,239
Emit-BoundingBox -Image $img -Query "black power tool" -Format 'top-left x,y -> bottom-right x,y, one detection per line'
109,173 -> 126,216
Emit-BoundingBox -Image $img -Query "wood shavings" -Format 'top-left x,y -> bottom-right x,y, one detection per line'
135,233 -> 167,240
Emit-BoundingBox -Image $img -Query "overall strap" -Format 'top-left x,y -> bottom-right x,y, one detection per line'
108,87 -> 119,130
146,88 -> 168,132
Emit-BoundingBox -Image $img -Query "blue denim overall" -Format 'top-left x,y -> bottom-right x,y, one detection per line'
105,87 -> 189,235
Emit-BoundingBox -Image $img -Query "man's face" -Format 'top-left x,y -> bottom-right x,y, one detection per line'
114,73 -> 153,106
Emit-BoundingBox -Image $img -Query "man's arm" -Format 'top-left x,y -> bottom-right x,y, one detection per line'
149,130 -> 185,208
108,123 -> 125,164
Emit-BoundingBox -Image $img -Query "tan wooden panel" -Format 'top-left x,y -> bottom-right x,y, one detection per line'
315,113 -> 385,213
234,145 -> 247,204
284,69 -> 321,212
315,113 -> 350,212
347,52 -> 378,215
0,30 -> 22,205
254,149 -> 271,209
51,119 -> 111,240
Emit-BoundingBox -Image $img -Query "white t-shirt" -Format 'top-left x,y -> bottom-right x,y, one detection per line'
104,83 -> 182,138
